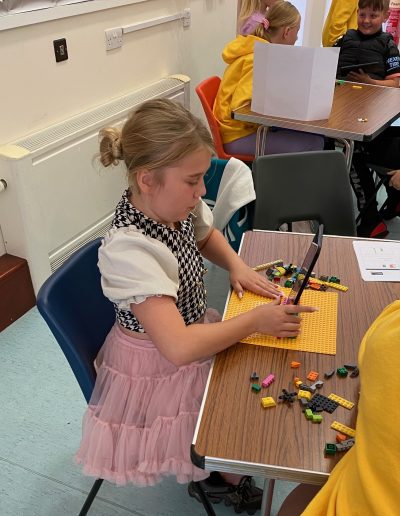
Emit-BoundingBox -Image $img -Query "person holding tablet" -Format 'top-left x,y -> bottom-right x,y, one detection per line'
335,0 -> 400,87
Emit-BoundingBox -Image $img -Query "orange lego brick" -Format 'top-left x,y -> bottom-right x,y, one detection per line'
336,433 -> 347,443
291,361 -> 301,368
307,371 -> 319,381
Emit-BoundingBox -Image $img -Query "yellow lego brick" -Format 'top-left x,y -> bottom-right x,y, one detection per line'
328,393 -> 355,410
261,397 -> 276,408
253,259 -> 283,272
295,380 -> 303,388
309,278 -> 348,292
331,421 -> 356,437
298,390 -> 312,400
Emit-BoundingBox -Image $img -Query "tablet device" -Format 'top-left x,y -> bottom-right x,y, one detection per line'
284,224 -> 324,305
340,61 -> 380,74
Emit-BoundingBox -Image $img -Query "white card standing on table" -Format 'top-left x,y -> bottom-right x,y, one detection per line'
251,43 -> 339,121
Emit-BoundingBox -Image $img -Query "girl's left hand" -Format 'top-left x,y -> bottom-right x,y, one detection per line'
229,262 -> 282,299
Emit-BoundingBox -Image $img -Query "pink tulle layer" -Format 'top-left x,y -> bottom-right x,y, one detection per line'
75,321 -> 213,487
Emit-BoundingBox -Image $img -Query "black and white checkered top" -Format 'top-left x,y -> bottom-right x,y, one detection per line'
104,189 -> 209,333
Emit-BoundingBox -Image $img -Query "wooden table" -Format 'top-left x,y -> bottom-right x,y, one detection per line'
233,82 -> 400,168
191,230 -> 400,514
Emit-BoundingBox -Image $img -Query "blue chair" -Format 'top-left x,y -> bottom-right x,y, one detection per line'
36,238 -> 216,516
203,158 -> 253,252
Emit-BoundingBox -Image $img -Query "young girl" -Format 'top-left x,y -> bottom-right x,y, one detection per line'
215,1 -> 324,157
75,98 -> 316,511
238,0 -> 278,35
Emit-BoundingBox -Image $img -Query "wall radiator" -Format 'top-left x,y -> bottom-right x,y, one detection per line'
0,74 -> 190,293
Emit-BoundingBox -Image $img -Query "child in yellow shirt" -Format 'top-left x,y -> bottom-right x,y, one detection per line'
322,0 -> 358,46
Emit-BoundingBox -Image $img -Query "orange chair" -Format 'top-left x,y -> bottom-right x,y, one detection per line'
195,76 -> 255,163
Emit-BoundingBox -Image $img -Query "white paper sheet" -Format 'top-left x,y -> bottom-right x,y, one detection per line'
353,240 -> 400,281
251,43 -> 339,121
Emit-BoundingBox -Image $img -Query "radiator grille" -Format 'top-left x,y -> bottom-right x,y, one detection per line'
15,76 -> 189,154
49,214 -> 113,272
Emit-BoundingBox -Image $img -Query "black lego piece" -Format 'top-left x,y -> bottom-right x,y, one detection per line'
278,389 -> 297,405
307,393 -> 339,414
350,367 -> 360,378
324,369 -> 335,379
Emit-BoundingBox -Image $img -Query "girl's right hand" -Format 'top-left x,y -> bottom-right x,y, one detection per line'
252,298 -> 318,338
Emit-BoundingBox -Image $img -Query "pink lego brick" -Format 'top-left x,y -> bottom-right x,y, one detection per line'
261,374 -> 275,388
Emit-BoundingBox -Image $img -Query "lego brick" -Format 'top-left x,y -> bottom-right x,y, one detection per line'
312,414 -> 323,424
298,390 -> 312,400
328,393 -> 354,410
344,364 -> 357,370
253,259 -> 283,272
350,367 -> 360,378
251,383 -> 261,393
324,443 -> 337,456
290,361 -> 301,368
298,383 -> 314,393
335,438 -> 355,452
261,374 -> 275,388
324,369 -> 335,379
299,398 -> 309,411
310,380 -> 324,390
278,389 -> 297,404
295,380 -> 303,388
307,393 -> 339,414
261,396 -> 276,408
305,408 -> 314,420
250,372 -> 259,381
331,421 -> 356,437
307,371 -> 319,381
337,367 -> 348,378
336,433 -> 348,443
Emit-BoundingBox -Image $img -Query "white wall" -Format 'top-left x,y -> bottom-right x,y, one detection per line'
0,0 -> 326,256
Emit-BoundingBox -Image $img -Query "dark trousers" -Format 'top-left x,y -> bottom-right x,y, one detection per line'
350,127 -> 400,224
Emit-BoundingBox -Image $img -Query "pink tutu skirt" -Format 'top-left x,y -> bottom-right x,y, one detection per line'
75,318 -> 214,487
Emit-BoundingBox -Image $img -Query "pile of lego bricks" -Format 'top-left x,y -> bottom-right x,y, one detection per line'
256,260 -> 348,293
250,363 -> 358,457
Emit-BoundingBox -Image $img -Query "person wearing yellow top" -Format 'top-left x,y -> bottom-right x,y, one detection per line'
277,300 -> 400,516
322,0 -> 358,46
214,1 -> 324,156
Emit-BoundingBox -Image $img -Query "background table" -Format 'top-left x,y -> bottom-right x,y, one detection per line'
233,82 -> 400,168
192,231 -> 400,488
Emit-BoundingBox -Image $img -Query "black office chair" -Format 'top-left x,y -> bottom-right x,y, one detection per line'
251,150 -> 356,236
37,238 -> 215,516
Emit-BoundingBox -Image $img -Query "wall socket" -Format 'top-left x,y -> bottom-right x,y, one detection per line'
105,28 -> 123,51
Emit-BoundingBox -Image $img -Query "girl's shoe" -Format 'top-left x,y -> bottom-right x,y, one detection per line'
188,474 -> 263,514
224,476 -> 263,515
188,472 -> 236,505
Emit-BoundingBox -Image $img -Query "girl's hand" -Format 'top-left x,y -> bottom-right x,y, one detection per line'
347,70 -> 372,84
388,170 -> 400,190
229,262 -> 282,299
253,298 -> 318,338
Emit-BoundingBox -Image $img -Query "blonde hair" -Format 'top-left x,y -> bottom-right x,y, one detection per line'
99,98 -> 215,191
238,0 -> 267,28
253,1 -> 300,41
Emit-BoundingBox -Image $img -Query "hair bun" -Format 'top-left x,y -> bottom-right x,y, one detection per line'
111,136 -> 123,160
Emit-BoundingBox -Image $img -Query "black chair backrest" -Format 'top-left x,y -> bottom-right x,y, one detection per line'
37,238 -> 115,402
252,150 -> 356,236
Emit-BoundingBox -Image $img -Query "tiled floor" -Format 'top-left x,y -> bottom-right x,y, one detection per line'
1,189 -> 398,516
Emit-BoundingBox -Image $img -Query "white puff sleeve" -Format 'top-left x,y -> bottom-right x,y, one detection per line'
193,199 -> 213,241
98,227 -> 179,309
